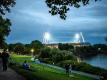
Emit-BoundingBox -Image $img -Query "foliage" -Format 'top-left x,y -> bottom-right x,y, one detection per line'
57,60 -> 107,77
39,47 -> 51,58
0,0 -> 16,15
8,40 -> 43,55
0,0 -> 98,20
75,46 -> 97,58
10,54 -> 96,80
58,43 -> 74,50
0,0 -> 15,49
0,16 -> 11,48
105,37 -> 107,44
74,44 -> 107,58
14,43 -> 25,54
46,0 -> 98,19
30,40 -> 43,55
93,44 -> 107,53
39,47 -> 77,63
8,43 -> 15,51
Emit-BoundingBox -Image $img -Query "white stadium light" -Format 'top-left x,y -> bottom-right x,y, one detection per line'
44,32 -> 51,40
75,33 -> 80,39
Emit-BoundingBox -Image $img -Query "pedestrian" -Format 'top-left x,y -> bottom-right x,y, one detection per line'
1,49 -> 9,71
0,52 -> 1,58
0,52 -> 1,62
65,64 -> 69,75
69,64 -> 72,74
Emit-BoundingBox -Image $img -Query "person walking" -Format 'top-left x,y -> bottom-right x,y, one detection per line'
65,64 -> 69,75
69,64 -> 72,74
1,49 -> 9,71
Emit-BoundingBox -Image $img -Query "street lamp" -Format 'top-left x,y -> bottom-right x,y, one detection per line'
31,48 -> 35,61
98,48 -> 101,51
31,48 -> 34,56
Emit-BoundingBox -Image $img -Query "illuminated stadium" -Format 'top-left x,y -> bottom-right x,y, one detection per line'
43,32 -> 90,48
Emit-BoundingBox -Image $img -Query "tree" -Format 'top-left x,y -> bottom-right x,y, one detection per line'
0,0 -> 15,49
0,16 -> 11,48
46,0 -> 98,19
14,43 -> 25,54
0,0 -> 98,20
39,47 -> 51,58
30,40 -> 43,55
105,37 -> 107,44
0,0 -> 16,15
31,40 -> 43,50
58,43 -> 74,50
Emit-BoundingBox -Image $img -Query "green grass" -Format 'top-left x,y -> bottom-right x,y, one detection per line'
10,54 -> 97,80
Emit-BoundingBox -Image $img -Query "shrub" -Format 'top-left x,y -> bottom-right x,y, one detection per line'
57,60 -> 107,77
39,47 -> 77,63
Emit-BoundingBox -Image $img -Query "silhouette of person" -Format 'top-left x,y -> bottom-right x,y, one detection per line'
0,52 -> 1,62
69,64 -> 72,74
65,64 -> 69,75
0,52 -> 1,58
1,49 -> 9,71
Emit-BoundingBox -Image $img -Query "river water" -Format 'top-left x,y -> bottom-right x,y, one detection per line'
84,54 -> 107,70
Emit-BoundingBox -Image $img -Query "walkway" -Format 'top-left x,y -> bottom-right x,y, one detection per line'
0,62 -> 25,80
42,63 -> 101,80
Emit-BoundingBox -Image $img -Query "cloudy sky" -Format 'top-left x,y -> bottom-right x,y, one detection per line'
6,0 -> 107,44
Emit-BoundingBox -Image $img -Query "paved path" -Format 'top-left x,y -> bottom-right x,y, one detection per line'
42,63 -> 101,80
0,62 -> 25,80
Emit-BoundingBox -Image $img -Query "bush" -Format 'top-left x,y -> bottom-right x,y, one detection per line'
39,58 -> 53,64
39,47 -> 77,63
57,60 -> 107,77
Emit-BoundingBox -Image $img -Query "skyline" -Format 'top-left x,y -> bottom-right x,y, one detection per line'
6,0 -> 107,44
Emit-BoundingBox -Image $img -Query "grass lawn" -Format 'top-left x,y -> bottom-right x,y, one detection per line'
10,54 -> 97,80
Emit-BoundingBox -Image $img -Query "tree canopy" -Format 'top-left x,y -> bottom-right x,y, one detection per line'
0,0 -> 15,48
0,0 -> 98,19
0,16 -> 11,48
46,0 -> 98,19
0,0 -> 16,15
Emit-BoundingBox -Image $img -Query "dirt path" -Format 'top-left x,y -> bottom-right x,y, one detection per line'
0,62 -> 25,80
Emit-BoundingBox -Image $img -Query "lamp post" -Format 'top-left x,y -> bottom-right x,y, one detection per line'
98,48 -> 101,53
30,48 -> 35,61
31,48 -> 34,56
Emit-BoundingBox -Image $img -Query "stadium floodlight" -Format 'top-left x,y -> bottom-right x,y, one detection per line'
44,32 -> 51,40
75,33 -> 80,39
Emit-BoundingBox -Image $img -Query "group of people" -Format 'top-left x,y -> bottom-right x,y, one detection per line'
65,64 -> 72,75
0,49 -> 72,75
0,49 -> 10,71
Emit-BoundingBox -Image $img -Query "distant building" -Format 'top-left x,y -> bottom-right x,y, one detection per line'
46,42 -> 91,49
46,43 -> 59,48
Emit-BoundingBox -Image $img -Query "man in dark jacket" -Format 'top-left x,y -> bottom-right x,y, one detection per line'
0,52 -> 1,58
1,49 -> 9,71
0,52 -> 1,62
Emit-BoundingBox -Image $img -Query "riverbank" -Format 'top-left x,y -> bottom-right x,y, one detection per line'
10,54 -> 98,80
83,54 -> 107,70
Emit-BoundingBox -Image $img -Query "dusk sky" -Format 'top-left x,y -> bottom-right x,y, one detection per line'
6,0 -> 107,44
